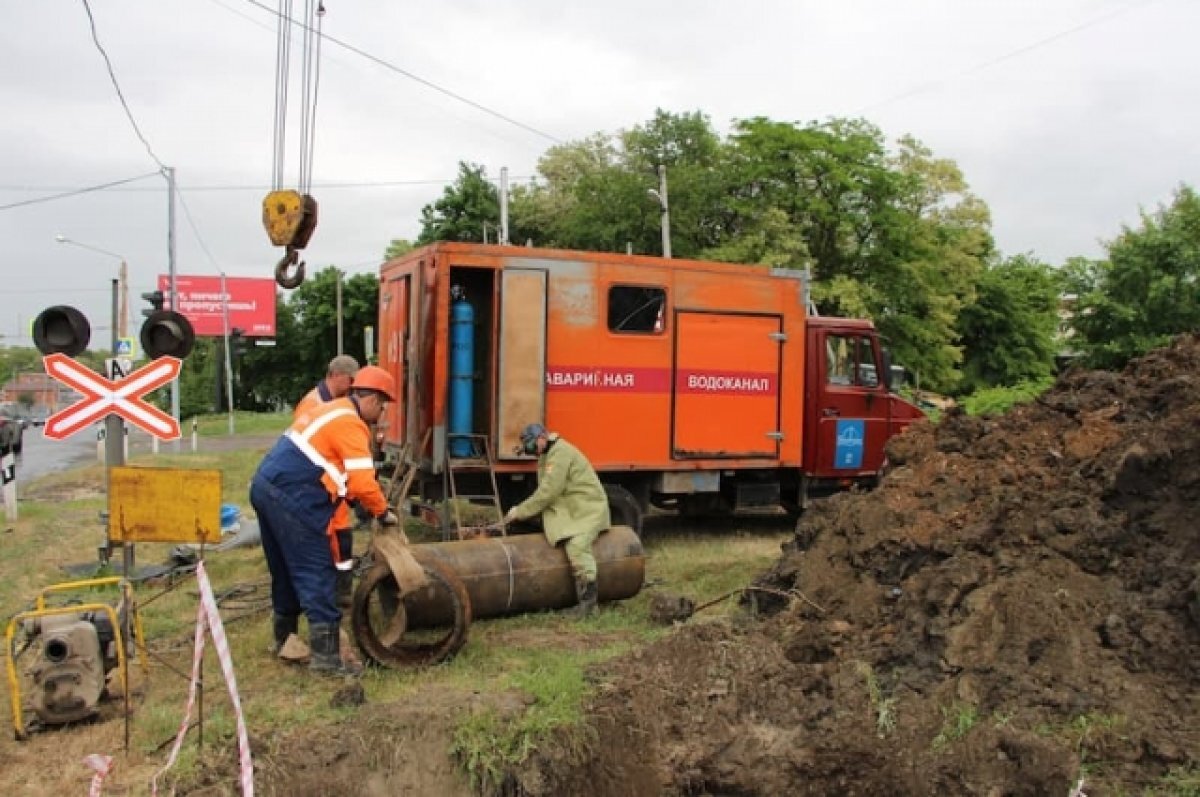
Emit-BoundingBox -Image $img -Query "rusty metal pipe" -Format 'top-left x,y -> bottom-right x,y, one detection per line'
403,525 -> 645,627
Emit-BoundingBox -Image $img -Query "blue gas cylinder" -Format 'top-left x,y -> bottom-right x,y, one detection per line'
448,290 -> 474,457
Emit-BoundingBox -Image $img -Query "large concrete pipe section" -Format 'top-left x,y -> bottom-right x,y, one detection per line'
404,525 -> 645,627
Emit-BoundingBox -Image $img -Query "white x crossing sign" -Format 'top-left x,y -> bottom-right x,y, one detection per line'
42,353 -> 182,441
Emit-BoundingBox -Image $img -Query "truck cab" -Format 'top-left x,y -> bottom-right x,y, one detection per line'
800,317 -> 924,502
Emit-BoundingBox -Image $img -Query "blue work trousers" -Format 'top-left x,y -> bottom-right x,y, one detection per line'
250,475 -> 340,625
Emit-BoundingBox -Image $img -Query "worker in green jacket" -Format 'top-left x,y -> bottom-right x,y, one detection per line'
505,423 -> 611,617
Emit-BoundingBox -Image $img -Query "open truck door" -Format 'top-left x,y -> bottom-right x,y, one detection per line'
379,273 -> 410,449
497,268 -> 548,459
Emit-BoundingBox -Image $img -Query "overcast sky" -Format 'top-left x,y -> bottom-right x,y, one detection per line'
1,0 -> 1195,348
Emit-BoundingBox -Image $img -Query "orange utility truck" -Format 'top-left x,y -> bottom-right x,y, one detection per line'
378,242 -> 924,533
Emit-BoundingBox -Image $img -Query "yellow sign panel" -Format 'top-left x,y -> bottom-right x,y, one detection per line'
108,466 -> 223,544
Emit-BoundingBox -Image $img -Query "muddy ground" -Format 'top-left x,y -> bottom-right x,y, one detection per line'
505,336 -> 1200,796
231,338 -> 1199,795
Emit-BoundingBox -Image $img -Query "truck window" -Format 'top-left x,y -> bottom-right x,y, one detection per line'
857,337 -> 879,387
608,286 -> 666,334
827,335 -> 854,385
827,334 -> 879,387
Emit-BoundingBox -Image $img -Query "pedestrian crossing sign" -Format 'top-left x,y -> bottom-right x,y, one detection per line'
116,337 -> 134,357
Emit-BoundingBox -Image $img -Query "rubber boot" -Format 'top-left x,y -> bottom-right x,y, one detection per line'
336,570 -> 354,611
309,622 -> 363,677
272,614 -> 298,655
564,578 -> 598,619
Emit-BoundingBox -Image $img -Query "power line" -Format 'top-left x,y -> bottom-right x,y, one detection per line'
175,185 -> 224,272
240,0 -> 564,145
1,175 -> 537,194
855,0 -> 1160,114
0,172 -> 160,212
79,0 -> 168,171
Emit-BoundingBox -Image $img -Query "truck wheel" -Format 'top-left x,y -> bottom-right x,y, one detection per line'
604,484 -> 643,536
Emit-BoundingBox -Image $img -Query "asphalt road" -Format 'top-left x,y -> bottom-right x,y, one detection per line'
8,423 -> 96,486
9,423 -> 278,491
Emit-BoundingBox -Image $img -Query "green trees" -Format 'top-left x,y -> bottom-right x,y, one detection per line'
417,163 -> 503,245
1065,185 -> 1200,369
957,254 -> 1061,391
417,110 -> 1200,391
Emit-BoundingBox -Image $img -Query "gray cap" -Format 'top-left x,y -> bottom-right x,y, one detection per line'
520,423 -> 547,443
327,355 -> 360,377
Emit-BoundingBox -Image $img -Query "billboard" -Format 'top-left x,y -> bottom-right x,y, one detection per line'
157,275 -> 276,337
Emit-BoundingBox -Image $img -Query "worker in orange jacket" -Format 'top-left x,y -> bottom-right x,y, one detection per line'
294,354 -> 359,418
294,354 -> 362,608
251,365 -> 398,676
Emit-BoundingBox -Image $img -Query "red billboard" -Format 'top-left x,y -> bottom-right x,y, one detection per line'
157,275 -> 277,337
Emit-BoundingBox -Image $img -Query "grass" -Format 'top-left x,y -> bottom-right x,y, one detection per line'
932,701 -> 979,750
961,378 -> 1054,416
0,435 -> 791,795
1147,765 -> 1200,797
854,661 -> 898,738
450,648 -> 606,793
187,411 -> 290,437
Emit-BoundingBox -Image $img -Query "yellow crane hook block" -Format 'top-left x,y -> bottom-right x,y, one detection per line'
262,189 -> 319,249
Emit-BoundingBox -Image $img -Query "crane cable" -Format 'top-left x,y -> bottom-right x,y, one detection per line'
298,0 -> 325,194
267,0 -> 324,288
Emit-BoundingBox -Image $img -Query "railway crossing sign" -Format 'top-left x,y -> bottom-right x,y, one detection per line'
42,353 -> 183,441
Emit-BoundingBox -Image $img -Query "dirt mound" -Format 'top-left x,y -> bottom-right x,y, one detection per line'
519,336 -> 1200,796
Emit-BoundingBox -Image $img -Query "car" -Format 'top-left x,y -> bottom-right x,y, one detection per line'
0,406 -> 24,454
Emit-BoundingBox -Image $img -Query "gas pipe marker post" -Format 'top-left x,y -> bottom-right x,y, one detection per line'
2,444 -> 15,528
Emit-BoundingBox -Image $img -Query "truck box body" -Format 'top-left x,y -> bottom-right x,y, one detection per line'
378,243 -> 923,526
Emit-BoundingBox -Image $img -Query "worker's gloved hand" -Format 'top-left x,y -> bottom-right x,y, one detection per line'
503,507 -> 519,524
377,509 -> 400,527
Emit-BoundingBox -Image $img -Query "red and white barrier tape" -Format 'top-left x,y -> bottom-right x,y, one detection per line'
151,561 -> 255,796
83,754 -> 113,797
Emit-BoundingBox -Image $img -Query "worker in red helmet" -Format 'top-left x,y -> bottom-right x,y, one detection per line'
294,354 -> 362,609
504,423 -> 611,618
251,364 -> 399,676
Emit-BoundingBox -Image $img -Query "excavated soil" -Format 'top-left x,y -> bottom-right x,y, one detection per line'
195,340 -> 1199,795
512,335 -> 1200,796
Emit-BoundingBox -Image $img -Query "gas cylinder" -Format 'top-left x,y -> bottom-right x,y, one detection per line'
448,287 -> 474,457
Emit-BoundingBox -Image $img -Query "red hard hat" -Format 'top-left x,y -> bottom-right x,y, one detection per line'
352,365 -> 396,402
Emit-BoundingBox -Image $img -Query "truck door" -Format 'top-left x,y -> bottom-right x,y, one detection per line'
673,311 -> 782,459
497,268 -> 547,459
379,273 -> 409,449
809,328 -> 890,476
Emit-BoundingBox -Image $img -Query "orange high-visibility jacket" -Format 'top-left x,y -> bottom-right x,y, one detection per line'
293,380 -> 354,531
293,380 -> 334,420
280,397 -> 388,540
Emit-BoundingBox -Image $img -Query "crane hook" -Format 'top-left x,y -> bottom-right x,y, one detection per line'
275,248 -> 306,290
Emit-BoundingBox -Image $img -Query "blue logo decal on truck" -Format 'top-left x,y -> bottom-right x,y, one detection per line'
834,419 -> 864,469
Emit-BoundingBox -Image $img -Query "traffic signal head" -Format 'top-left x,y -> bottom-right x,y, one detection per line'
140,309 -> 195,359
141,290 -> 165,318
230,327 -> 248,357
32,305 -> 91,356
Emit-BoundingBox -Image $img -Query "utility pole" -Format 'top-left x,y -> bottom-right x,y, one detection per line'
336,269 -> 344,355
500,166 -> 510,245
220,271 -> 235,436
165,166 -> 181,451
648,164 -> 671,258
117,260 -> 128,339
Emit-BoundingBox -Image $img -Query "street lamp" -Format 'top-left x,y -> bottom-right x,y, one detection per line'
647,164 -> 671,259
55,235 -> 129,343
